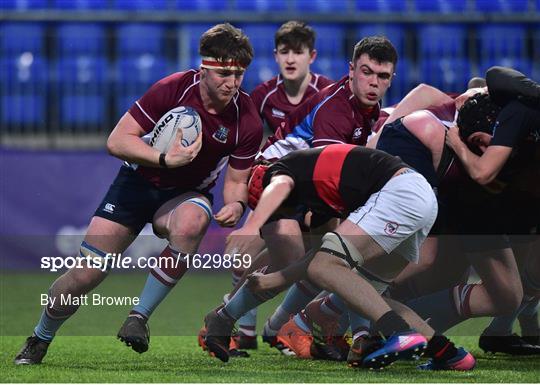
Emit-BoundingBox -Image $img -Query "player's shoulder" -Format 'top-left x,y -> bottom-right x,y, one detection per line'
237,89 -> 262,118
310,73 -> 334,90
251,75 -> 280,96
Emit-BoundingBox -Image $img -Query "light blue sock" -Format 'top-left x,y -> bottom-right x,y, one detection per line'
132,274 -> 172,319
293,313 -> 311,333
337,311 -> 350,335
34,310 -> 67,342
349,310 -> 371,335
222,284 -> 266,320
281,281 -> 319,314
238,308 -> 258,335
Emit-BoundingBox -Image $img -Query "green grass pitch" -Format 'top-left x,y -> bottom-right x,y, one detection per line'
1,272 -> 538,382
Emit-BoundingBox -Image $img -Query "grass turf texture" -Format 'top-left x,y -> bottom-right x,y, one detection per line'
1,272 -> 539,382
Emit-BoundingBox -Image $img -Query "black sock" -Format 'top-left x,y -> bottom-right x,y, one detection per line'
426,335 -> 459,362
374,311 -> 411,338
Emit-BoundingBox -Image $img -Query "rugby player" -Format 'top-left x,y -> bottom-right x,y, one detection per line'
231,20 -> 333,350
14,23 -> 263,365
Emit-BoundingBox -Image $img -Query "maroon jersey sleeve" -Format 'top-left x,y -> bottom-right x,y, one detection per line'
315,74 -> 334,89
250,84 -> 266,116
311,101 -> 353,147
128,71 -> 193,133
229,94 -> 264,170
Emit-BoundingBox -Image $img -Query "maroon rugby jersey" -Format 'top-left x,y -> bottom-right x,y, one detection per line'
250,73 -> 333,133
128,70 -> 263,190
259,76 -> 380,160
263,144 -> 406,218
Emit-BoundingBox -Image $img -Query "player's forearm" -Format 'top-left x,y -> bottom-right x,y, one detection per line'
223,179 -> 248,205
451,140 -> 493,185
243,178 -> 293,231
107,133 -> 163,167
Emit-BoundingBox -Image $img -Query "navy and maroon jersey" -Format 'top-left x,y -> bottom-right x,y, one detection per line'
259,76 -> 380,161
263,144 -> 407,218
250,73 -> 334,133
128,70 -> 263,191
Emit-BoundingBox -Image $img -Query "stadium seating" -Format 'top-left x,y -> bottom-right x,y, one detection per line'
1,23 -> 45,56
235,0 -> 288,11
180,23 -> 216,59
477,24 -> 527,62
56,23 -> 106,56
116,23 -> 165,57
311,58 -> 347,83
242,57 -> 277,93
294,0 -> 349,12
52,0 -> 109,9
112,0 -> 167,10
0,0 -> 47,9
413,0 -> 467,13
355,24 -> 405,56
175,0 -> 228,11
355,0 -> 408,12
419,57 -> 471,93
55,57 -> 108,126
475,0 -> 529,12
384,58 -> 415,107
0,55 -> 47,125
478,59 -> 533,79
239,24 -> 281,58
115,55 -> 169,117
418,24 -> 467,58
311,24 -> 346,58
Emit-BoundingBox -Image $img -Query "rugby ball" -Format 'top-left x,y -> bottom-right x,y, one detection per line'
148,106 -> 202,152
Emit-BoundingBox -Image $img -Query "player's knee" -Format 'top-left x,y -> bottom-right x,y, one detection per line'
169,210 -> 208,240
306,251 -> 343,291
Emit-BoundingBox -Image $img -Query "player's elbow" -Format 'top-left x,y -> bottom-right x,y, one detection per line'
106,134 -> 121,157
471,171 -> 495,186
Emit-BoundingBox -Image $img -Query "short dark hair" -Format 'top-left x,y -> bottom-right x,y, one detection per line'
275,21 -> 315,52
199,23 -> 254,69
352,36 -> 398,68
457,93 -> 501,140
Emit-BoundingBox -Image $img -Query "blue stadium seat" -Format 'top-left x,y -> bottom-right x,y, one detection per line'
413,0 -> 467,12
418,24 -> 467,58
311,24 -> 345,58
419,57 -> 471,93
477,24 -> 526,61
52,0 -> 109,9
1,23 -> 44,56
116,24 -> 165,56
294,0 -> 348,12
355,24 -> 405,56
478,59 -> 533,79
242,57 -> 277,93
239,24 -> 280,58
1,94 -> 45,125
533,28 -> 540,62
115,56 -> 169,116
180,23 -> 215,59
56,57 -> 108,125
235,0 -> 287,11
175,0 -> 228,10
0,55 -> 47,125
384,58 -> 415,107
113,0 -> 167,10
311,58 -> 347,82
355,0 -> 407,12
56,23 -> 106,56
0,0 -> 47,9
475,0 -> 529,12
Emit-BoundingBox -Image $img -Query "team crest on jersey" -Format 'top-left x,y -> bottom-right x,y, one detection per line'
272,108 -> 285,118
352,127 -> 363,141
212,125 -> 229,143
